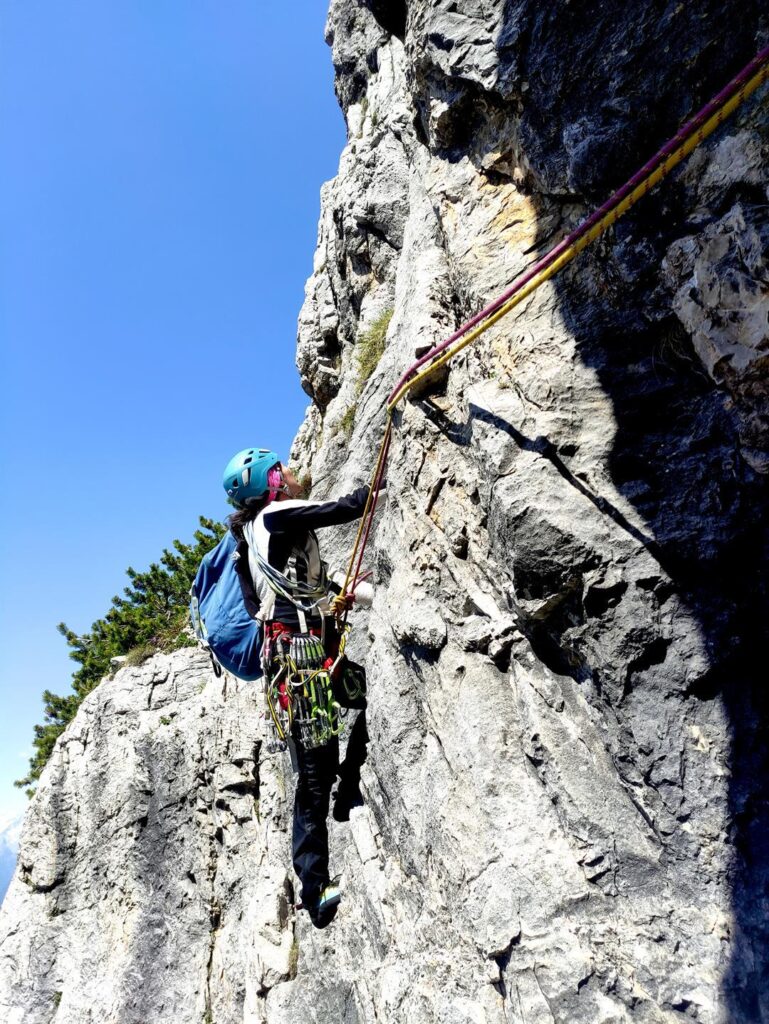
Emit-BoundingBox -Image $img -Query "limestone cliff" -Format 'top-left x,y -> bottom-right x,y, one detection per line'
2,3 -> 768,1023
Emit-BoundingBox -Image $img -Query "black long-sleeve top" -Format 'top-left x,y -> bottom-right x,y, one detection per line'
242,486 -> 369,630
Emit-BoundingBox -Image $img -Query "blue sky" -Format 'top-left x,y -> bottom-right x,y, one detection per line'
0,2 -> 346,820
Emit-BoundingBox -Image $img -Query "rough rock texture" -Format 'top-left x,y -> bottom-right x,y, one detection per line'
0,652 -> 299,1023
2,3 -> 769,1023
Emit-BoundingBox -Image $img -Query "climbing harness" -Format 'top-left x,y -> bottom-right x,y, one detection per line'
261,621 -> 354,756
252,507 -> 367,756
334,45 -> 769,611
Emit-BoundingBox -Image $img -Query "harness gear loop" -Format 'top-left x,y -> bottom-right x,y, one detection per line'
262,621 -> 353,752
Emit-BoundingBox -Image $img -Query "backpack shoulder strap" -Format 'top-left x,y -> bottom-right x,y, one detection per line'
233,534 -> 261,621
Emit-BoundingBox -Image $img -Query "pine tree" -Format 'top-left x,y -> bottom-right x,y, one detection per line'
15,516 -> 227,797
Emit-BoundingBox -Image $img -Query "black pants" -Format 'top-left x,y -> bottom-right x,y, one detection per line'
291,663 -> 367,913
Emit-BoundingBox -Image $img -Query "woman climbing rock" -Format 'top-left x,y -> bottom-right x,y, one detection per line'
223,447 -> 376,928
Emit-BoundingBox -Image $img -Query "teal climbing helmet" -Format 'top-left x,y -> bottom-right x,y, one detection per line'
223,448 -> 280,507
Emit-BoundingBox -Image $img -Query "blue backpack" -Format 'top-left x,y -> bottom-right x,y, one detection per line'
189,531 -> 263,681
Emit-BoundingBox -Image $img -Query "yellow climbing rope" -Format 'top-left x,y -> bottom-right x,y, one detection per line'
335,46 -> 769,614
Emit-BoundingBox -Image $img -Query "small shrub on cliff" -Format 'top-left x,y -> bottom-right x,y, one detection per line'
15,516 -> 226,797
338,403 -> 358,438
356,307 -> 393,392
288,936 -> 300,978
124,643 -> 157,667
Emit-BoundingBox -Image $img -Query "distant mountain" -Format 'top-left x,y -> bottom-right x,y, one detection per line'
0,813 -> 24,905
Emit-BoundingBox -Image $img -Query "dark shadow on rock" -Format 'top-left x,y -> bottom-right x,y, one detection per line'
334,709 -> 368,823
468,402 -> 664,561
554,272 -> 769,1017
420,296 -> 769,1014
416,2 -> 768,1011
494,6 -> 769,1014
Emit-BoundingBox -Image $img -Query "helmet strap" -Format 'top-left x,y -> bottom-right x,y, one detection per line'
267,466 -> 288,503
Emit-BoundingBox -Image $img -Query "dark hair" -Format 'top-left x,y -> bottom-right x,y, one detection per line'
227,495 -> 270,540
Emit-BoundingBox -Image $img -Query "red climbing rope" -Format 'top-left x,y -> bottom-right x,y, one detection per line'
387,44 -> 769,409
337,44 -> 769,611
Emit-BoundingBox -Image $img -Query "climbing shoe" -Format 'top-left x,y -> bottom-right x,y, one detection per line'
308,879 -> 342,928
318,880 -> 342,912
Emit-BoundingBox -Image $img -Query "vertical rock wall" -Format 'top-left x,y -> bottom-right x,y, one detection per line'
0,653 -> 299,1023
1,3 -> 767,1023
288,3 -> 769,1021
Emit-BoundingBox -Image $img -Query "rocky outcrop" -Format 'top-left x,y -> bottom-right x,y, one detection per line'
2,3 -> 768,1023
0,652 -> 302,1023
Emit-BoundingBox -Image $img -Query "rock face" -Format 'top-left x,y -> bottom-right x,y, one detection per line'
0,815 -> 23,905
0,652 -> 298,1024
2,3 -> 768,1023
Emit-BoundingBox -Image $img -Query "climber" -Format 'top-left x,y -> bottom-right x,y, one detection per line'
223,447 -> 376,928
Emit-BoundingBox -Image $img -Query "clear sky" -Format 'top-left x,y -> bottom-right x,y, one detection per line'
0,2 -> 346,821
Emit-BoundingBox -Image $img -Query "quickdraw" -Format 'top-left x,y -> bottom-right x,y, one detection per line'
261,622 -> 353,754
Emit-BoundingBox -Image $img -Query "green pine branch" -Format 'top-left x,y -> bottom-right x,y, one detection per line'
15,516 -> 226,798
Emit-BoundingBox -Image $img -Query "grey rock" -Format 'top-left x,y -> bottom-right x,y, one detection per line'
663,202 -> 769,471
2,2 -> 769,1023
0,653 -> 295,1024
